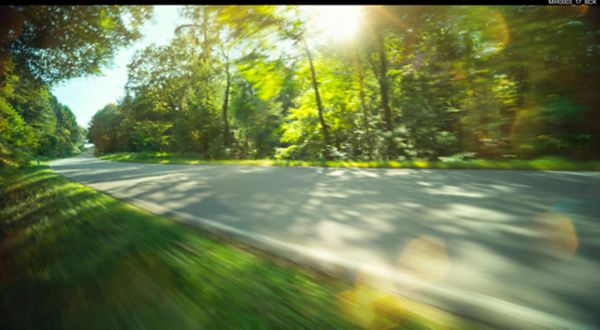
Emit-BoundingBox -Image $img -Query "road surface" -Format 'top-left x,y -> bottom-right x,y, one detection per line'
50,151 -> 600,328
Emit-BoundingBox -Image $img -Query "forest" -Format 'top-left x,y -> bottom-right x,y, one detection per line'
2,6 -> 599,166
89,6 -> 599,163
0,6 -> 152,166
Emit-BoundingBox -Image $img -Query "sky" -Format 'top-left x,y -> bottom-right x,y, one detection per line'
51,6 -> 184,128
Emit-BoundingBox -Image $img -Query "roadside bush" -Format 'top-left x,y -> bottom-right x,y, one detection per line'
0,98 -> 35,167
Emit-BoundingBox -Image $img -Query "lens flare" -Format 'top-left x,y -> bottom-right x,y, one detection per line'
460,7 -> 510,55
337,263 -> 465,328
396,236 -> 452,290
535,211 -> 578,257
304,6 -> 363,41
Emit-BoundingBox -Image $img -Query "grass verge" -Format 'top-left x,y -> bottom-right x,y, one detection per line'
0,166 -> 471,329
101,152 -> 600,171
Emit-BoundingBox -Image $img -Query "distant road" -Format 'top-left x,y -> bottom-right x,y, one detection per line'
51,151 -> 600,328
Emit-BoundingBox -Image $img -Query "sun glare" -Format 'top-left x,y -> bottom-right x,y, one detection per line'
306,6 -> 363,41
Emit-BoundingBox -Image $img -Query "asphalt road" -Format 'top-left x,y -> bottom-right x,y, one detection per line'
50,151 -> 600,328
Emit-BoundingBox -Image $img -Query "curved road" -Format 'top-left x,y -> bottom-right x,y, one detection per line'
50,151 -> 600,328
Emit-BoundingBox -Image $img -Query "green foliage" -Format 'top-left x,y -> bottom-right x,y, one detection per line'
237,58 -> 287,101
102,152 -> 600,171
1,5 -> 152,84
84,5 -> 598,162
131,121 -> 174,152
88,104 -> 123,154
274,145 -> 300,160
230,76 -> 283,158
0,68 -> 83,166
0,97 -> 34,166
0,5 -> 150,166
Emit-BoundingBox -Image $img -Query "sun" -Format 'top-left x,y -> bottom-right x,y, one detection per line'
305,6 -> 363,41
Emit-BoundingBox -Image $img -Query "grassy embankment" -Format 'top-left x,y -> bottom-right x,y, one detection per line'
0,165 -> 475,329
102,152 -> 600,171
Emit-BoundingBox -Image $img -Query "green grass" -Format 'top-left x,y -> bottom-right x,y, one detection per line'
101,152 -> 600,171
0,166 -> 472,329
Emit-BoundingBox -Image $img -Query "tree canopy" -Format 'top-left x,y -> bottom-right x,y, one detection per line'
0,5 -> 152,166
1,5 -> 152,84
89,6 -> 599,162
2,5 -> 598,166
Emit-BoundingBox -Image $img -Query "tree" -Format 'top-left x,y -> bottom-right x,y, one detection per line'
0,5 -> 152,84
88,104 -> 123,154
177,5 -> 283,150
0,5 -> 153,166
0,96 -> 34,166
84,5 -> 600,162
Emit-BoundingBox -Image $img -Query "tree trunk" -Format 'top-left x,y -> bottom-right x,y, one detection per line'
222,60 -> 231,147
303,39 -> 331,159
377,33 -> 393,133
376,32 -> 395,159
202,7 -> 212,107
202,7 -> 211,65
353,45 -> 373,160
